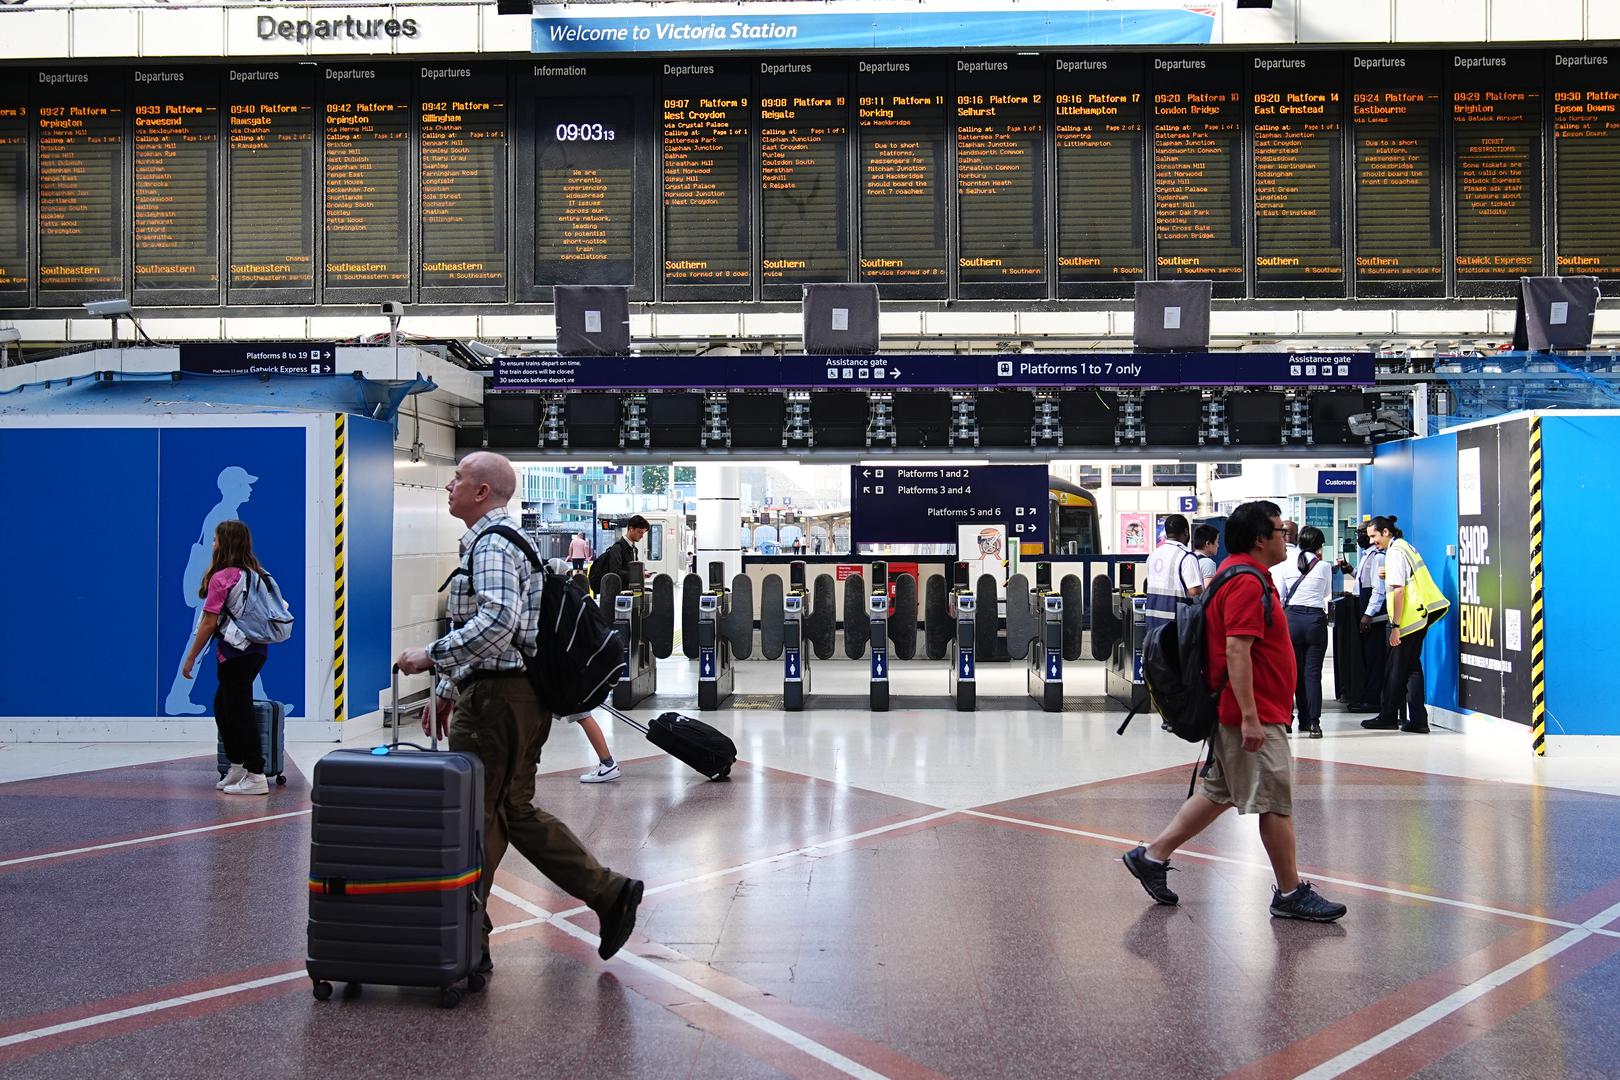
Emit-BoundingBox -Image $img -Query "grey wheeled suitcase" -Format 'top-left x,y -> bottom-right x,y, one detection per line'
306,668 -> 486,1009
216,699 -> 287,786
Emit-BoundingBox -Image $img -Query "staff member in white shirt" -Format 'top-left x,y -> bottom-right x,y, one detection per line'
1268,519 -> 1301,597
1281,526 -> 1332,738
1144,514 -> 1203,624
1192,523 -> 1220,584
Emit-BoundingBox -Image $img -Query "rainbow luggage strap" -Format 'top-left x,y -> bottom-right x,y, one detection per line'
309,866 -> 481,896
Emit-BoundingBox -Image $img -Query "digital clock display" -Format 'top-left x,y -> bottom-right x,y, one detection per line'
554,122 -> 617,142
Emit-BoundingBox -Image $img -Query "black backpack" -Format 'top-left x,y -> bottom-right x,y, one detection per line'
586,538 -> 627,596
1117,563 -> 1274,746
452,525 -> 625,716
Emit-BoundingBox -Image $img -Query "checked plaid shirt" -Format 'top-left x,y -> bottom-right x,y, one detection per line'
429,509 -> 542,700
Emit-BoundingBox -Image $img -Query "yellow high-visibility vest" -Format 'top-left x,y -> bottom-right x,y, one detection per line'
1388,538 -> 1450,636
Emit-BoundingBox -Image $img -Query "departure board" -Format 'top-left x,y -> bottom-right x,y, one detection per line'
1552,52 -> 1620,277
955,58 -> 1045,289
1054,57 -> 1145,285
227,67 -> 314,297
1152,57 -> 1244,282
419,66 -> 507,292
323,67 -> 410,293
661,67 -> 751,289
133,70 -> 219,297
759,62 -> 849,288
1352,56 -> 1444,292
535,95 -> 635,286
1453,54 -> 1543,284
0,96 -> 25,304
1250,56 -> 1342,291
36,70 -> 125,299
857,60 -> 948,287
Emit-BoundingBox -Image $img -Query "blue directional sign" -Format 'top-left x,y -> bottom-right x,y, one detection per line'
491,352 -> 1375,392
852,464 -> 1049,547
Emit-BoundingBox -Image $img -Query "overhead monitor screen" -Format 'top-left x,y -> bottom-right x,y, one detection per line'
419,65 -> 508,292
857,60 -> 948,287
133,69 -> 220,297
0,95 -> 26,304
1054,57 -> 1145,285
36,70 -> 125,301
1352,55 -> 1444,292
1551,51 -> 1620,278
661,67 -> 751,289
1152,56 -> 1244,283
1452,53 -> 1543,285
1250,55 -> 1343,292
955,57 -> 1046,289
226,67 -> 315,297
759,63 -> 850,287
535,94 -> 635,286
322,66 -> 411,293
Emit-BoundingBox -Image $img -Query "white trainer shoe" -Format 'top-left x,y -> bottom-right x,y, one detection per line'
224,772 -> 270,795
217,764 -> 247,791
580,763 -> 621,784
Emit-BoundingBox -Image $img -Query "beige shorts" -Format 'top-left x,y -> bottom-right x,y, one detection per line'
1201,722 -> 1294,816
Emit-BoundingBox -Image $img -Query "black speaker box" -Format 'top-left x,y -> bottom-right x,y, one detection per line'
1059,389 -> 1118,446
1133,280 -> 1212,351
554,285 -> 630,356
1309,391 -> 1370,445
726,392 -> 786,448
894,391 -> 952,447
803,283 -> 880,354
976,390 -> 1035,447
647,392 -> 704,448
1512,275 -> 1600,352
1144,391 -> 1203,446
1225,391 -> 1286,446
565,393 -> 622,449
809,389 -> 869,448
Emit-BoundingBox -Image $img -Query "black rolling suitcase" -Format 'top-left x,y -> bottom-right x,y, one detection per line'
306,668 -> 486,1009
216,699 -> 287,786
605,705 -> 736,780
1331,595 -> 1365,703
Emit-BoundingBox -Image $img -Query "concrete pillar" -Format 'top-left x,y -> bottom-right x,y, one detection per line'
697,464 -> 743,582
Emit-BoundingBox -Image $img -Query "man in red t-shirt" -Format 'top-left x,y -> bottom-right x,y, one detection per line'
1122,501 -> 1347,923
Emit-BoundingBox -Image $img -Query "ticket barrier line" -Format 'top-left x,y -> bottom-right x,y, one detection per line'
947,591 -> 976,711
611,567 -> 657,710
1104,591 -> 1150,712
696,589 -> 734,711
783,593 -> 810,711
1027,592 -> 1064,712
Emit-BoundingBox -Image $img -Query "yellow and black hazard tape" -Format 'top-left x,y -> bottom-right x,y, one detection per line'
333,414 -> 347,726
1529,416 -> 1546,757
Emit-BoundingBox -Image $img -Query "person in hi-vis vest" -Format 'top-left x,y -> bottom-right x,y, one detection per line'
1361,515 -> 1450,733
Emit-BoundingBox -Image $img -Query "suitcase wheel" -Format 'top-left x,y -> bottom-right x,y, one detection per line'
312,980 -> 333,1002
342,982 -> 362,1001
467,972 -> 487,993
439,987 -> 463,1010
275,774 -> 287,786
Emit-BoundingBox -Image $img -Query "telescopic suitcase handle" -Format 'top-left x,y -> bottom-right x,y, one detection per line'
391,663 -> 438,752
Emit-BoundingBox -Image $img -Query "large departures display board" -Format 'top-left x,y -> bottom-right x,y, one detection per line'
7,50 -> 1620,311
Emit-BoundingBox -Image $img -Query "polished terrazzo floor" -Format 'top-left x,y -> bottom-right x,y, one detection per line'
3,659 -> 1617,1079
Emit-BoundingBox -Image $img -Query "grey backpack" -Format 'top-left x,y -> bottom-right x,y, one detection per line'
227,571 -> 296,645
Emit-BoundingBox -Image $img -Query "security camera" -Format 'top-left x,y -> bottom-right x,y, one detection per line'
1347,407 -> 1413,438
380,301 -> 405,318
83,299 -> 132,317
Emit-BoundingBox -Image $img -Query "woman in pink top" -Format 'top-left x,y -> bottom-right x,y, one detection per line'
181,520 -> 272,795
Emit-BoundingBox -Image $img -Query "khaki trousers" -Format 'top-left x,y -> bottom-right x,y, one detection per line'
449,675 -> 626,949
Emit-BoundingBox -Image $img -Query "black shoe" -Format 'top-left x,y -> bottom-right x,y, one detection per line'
1270,881 -> 1347,923
1400,723 -> 1431,734
1345,701 -> 1377,712
1307,724 -> 1324,739
596,878 -> 644,960
1122,845 -> 1179,906
1360,717 -> 1399,730
473,951 -> 493,975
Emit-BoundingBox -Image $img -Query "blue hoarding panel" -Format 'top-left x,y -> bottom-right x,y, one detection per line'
0,428 -> 161,719
534,8 -> 1214,54
346,416 -> 396,720
852,464 -> 1048,546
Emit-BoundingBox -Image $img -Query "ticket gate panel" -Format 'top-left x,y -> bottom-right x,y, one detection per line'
947,592 -> 976,711
868,593 -> 890,712
611,589 -> 657,709
1104,593 -> 1151,712
783,593 -> 809,711
1026,592 -> 1063,712
697,592 -> 734,711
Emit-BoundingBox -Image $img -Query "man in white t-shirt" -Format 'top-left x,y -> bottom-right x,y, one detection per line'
1144,514 -> 1203,624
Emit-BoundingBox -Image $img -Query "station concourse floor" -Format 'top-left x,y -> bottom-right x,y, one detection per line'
4,658 -> 1619,1079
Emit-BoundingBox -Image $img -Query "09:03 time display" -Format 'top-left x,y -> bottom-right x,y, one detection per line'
553,122 -> 617,142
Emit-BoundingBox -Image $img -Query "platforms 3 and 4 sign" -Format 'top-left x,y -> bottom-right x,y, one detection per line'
491,352 -> 1375,391
852,465 -> 1048,547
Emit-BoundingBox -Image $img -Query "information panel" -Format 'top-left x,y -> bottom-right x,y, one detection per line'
1351,55 -> 1444,293
857,59 -> 948,288
419,65 -> 508,293
1552,52 -> 1620,278
1054,57 -> 1145,286
1250,55 -> 1342,292
37,70 -> 125,301
661,66 -> 751,290
323,66 -> 410,293
227,67 -> 314,298
1152,56 -> 1244,284
133,69 -> 219,298
759,62 -> 850,289
0,93 -> 26,305
1453,53 -> 1543,285
852,464 -> 1049,547
956,57 -> 1046,290
535,92 -> 636,287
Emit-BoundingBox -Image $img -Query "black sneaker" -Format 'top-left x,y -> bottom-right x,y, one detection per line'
1270,881 -> 1347,922
1122,845 -> 1179,906
596,878 -> 644,960
1360,717 -> 1399,730
1400,723 -> 1431,734
1307,724 -> 1324,739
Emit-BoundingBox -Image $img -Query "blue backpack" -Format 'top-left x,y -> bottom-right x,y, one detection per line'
227,570 -> 296,645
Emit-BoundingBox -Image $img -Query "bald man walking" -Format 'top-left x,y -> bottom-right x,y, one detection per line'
397,452 -> 642,973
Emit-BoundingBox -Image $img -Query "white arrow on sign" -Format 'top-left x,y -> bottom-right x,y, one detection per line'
889,367 -> 902,379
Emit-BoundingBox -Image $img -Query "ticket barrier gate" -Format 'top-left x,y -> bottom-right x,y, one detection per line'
696,587 -> 734,711
1027,592 -> 1064,711
1104,589 -> 1150,712
783,593 -> 810,710
611,563 -> 657,709
946,587 -> 976,711
868,562 -> 890,712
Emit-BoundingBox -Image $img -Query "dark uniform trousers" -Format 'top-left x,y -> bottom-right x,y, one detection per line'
449,674 -> 628,950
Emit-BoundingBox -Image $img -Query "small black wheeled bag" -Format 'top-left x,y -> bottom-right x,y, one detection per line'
604,704 -> 736,780
306,667 -> 486,1009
